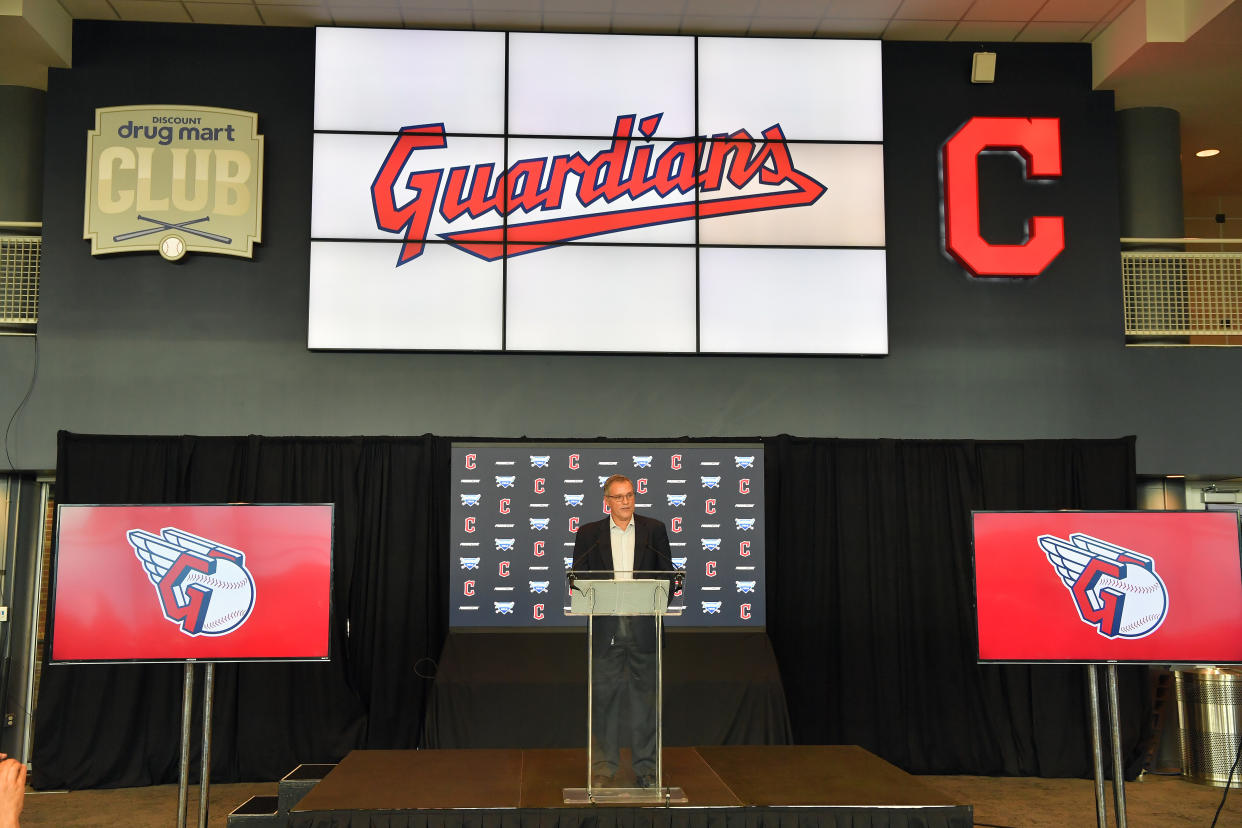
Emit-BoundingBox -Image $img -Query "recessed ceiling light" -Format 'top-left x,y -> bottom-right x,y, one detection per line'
1196,148 -> 1221,157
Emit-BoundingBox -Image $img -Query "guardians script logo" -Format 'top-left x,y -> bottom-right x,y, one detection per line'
371,113 -> 825,266
128,527 -> 257,637
1038,533 -> 1169,639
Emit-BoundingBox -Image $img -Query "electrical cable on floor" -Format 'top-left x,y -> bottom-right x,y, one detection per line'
974,822 -> 1017,827
1209,736 -> 1242,827
3,335 -> 39,470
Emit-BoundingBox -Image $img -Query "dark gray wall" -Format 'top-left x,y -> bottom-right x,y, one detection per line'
1,23 -> 1237,475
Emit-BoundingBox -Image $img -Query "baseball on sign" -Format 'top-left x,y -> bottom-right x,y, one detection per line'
1039,533 -> 1169,639
129,527 -> 257,636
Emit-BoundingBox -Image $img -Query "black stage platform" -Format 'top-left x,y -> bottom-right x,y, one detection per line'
287,745 -> 973,828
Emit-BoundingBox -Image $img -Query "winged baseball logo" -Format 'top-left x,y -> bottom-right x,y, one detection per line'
128,527 -> 256,637
1038,533 -> 1169,639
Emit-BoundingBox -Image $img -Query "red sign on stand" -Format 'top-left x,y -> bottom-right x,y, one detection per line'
973,511 -> 1242,663
50,504 -> 333,663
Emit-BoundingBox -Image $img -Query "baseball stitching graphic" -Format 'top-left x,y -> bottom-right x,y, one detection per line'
128,527 -> 257,637
1038,532 -> 1168,639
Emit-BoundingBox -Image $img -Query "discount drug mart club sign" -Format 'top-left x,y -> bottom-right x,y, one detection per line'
84,105 -> 264,261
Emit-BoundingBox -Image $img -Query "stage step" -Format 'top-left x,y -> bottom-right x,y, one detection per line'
226,794 -> 281,827
278,763 -> 337,813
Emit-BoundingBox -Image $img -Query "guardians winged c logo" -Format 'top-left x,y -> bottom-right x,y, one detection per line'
371,113 -> 826,266
1039,533 -> 1169,639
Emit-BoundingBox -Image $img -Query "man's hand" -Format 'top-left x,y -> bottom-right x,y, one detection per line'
0,753 -> 26,828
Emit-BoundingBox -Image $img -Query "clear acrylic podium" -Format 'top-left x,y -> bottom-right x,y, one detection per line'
564,571 -> 687,804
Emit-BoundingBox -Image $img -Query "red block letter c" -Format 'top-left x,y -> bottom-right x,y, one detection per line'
942,117 -> 1064,277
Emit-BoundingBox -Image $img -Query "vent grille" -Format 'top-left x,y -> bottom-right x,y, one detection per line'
0,235 -> 40,329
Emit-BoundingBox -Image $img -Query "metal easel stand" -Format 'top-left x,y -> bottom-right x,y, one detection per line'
176,662 -> 216,828
1086,664 -> 1128,828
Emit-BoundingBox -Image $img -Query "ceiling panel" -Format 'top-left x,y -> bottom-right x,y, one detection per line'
470,9 -> 541,27
885,19 -> 955,39
755,0 -> 832,16
685,0 -> 758,16
749,16 -> 823,34
680,14 -> 754,34
110,0 -> 193,22
826,0 -> 901,19
611,13 -> 686,33
962,0 -> 1047,21
328,6 -> 405,25
893,0 -> 972,20
1015,20 -> 1094,41
1035,0 -> 1126,23
949,20 -> 1022,40
58,0 -> 119,19
399,7 -> 473,25
815,16 -> 887,36
543,12 -> 611,32
188,3 -> 265,23
259,4 -> 334,24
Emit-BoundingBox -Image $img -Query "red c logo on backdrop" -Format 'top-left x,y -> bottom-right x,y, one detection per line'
942,116 -> 1064,278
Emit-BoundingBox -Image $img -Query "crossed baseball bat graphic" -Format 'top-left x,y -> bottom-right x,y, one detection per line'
113,215 -> 233,244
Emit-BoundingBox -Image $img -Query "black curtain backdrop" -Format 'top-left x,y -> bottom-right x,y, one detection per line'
34,433 -> 449,789
34,432 -> 1141,789
764,435 -> 1144,777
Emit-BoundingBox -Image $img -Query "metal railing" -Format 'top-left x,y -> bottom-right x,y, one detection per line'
1121,238 -> 1242,341
0,222 -> 41,331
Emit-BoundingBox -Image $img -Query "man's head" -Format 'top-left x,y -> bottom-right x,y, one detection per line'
603,474 -> 636,526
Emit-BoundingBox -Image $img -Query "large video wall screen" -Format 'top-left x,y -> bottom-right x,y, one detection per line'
450,443 -> 766,629
311,29 -> 886,354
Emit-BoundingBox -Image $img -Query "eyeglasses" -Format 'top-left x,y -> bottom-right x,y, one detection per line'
606,491 -> 635,501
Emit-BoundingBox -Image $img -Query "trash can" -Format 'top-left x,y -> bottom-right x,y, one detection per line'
1175,667 -> 1242,788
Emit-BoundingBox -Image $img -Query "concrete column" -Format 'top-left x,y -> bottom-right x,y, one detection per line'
0,86 -> 47,223
1116,106 -> 1183,241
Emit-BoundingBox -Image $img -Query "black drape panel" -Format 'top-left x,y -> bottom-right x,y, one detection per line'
33,433 -> 449,789
764,436 -> 1145,777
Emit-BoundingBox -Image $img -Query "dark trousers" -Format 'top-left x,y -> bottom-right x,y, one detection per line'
591,616 -> 659,777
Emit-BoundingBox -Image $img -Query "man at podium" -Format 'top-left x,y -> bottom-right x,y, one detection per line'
571,473 -> 674,789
